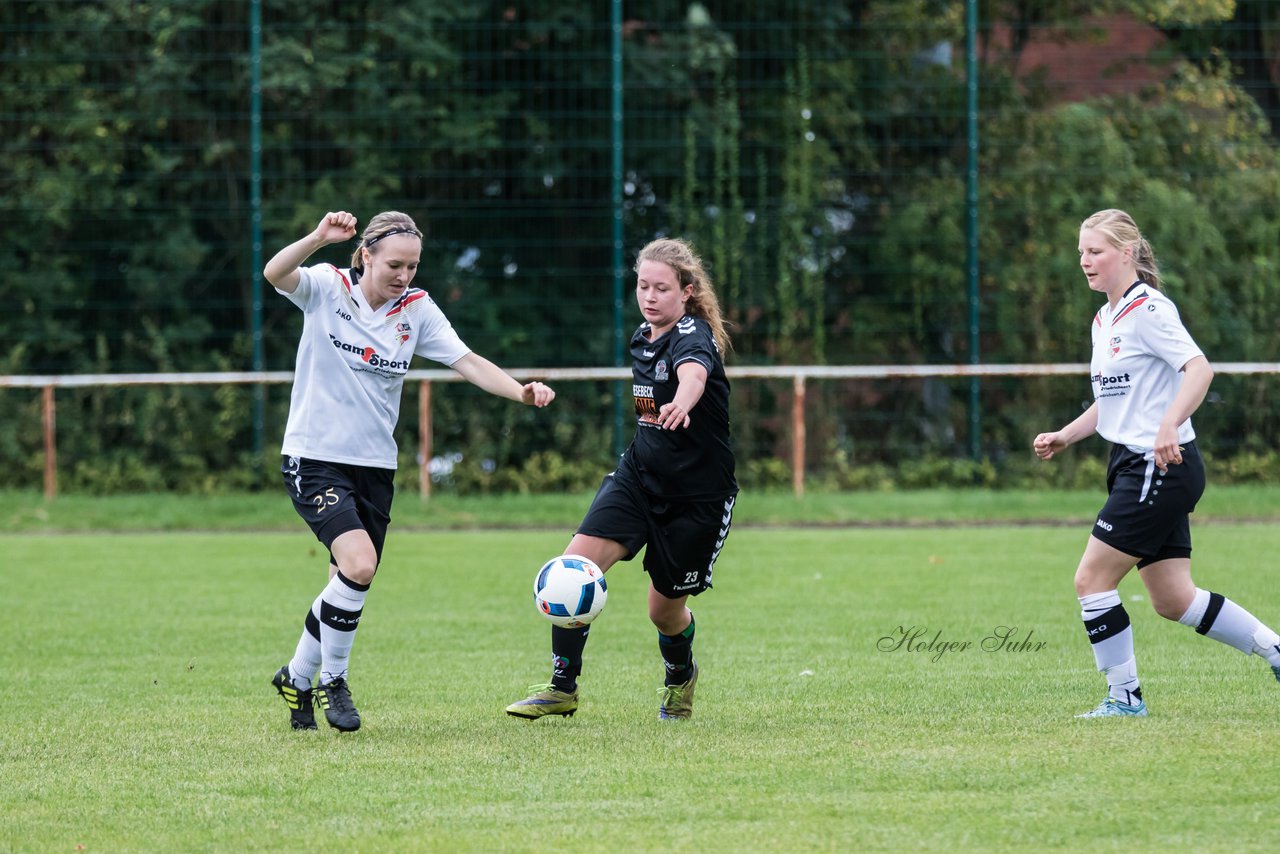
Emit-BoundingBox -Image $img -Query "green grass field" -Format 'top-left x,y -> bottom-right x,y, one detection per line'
6,510 -> 1280,851
4,483 -> 1280,532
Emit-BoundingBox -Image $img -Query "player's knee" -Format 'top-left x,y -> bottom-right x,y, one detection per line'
1073,558 -> 1128,597
341,554 -> 378,585
648,603 -> 686,634
1072,569 -> 1096,598
1150,595 -> 1188,622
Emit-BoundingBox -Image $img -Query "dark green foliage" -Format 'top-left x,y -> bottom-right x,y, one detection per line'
1,1 -> 1277,492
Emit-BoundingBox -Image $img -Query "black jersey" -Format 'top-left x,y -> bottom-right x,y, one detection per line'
619,315 -> 737,500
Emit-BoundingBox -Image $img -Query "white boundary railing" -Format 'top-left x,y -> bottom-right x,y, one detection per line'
5,363 -> 1279,500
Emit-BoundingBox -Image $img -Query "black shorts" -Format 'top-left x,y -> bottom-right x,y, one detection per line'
577,472 -> 736,599
1091,441 -> 1205,567
281,455 -> 395,564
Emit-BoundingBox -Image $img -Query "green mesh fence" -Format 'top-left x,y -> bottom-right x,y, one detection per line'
2,1 -> 1279,492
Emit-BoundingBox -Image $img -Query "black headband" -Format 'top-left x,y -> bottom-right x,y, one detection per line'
364,227 -> 420,248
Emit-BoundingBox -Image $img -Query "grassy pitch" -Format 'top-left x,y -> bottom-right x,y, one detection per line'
6,524 -> 1280,851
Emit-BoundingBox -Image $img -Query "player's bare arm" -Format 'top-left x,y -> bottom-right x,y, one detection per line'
656,361 -> 708,430
264,211 -> 358,294
451,352 -> 555,407
1034,402 -> 1099,460
1154,356 -> 1214,468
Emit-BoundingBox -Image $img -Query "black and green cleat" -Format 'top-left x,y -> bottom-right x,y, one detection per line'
271,665 -> 317,731
658,660 -> 698,721
315,677 -> 361,732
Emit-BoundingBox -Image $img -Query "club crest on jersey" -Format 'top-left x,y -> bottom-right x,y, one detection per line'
394,321 -> 411,344
1109,336 -> 1122,358
654,359 -> 669,382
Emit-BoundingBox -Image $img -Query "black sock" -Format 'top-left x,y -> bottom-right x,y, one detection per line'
658,613 -> 695,686
550,625 -> 590,692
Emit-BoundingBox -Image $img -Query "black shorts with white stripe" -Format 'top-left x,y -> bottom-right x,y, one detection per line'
577,471 -> 737,599
1091,441 -> 1205,567
281,455 -> 395,564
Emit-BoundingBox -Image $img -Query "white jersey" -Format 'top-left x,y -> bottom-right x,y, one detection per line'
278,264 -> 471,469
1089,282 -> 1203,454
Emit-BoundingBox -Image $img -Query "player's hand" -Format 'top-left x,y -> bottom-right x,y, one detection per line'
656,401 -> 691,430
521,381 -> 555,407
1153,422 -> 1183,472
313,211 -> 358,245
1032,431 -> 1068,461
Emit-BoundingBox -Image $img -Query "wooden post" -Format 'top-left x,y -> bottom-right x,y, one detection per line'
791,374 -> 806,499
42,385 -> 57,501
418,380 -> 433,500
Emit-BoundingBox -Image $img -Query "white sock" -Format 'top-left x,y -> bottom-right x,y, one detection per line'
1080,590 -> 1142,705
317,571 -> 369,684
1254,625 -> 1280,668
287,607 -> 322,690
1180,588 -> 1280,665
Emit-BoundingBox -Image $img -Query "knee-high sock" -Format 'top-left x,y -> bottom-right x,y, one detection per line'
287,608 -> 322,690
1080,590 -> 1141,704
658,612 -> 695,686
1178,588 -> 1280,666
315,570 -> 369,684
551,625 -> 590,692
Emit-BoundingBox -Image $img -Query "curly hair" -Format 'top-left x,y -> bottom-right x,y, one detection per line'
635,238 -> 732,354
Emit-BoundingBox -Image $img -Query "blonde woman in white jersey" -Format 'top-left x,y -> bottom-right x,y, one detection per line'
264,210 -> 555,732
1034,208 -> 1280,718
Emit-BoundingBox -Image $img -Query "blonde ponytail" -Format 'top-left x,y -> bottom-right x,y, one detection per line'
1081,209 -> 1161,289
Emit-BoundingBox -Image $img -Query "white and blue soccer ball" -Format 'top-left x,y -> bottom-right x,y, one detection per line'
533,555 -> 608,628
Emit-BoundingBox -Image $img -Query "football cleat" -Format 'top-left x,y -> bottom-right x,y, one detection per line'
505,684 -> 579,719
1075,696 -> 1147,718
658,660 -> 698,721
1271,664 -> 1280,684
271,665 -> 317,731
315,677 -> 361,732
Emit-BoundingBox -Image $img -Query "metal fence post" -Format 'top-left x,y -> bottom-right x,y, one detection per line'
792,374 -> 806,498
419,380 -> 433,501
42,385 -> 57,501
610,0 -> 627,457
249,0 -> 265,459
965,0 -> 982,461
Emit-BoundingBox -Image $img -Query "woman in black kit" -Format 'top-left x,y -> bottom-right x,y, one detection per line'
506,238 -> 738,722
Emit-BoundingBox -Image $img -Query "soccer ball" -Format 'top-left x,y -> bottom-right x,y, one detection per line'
533,555 -> 608,628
